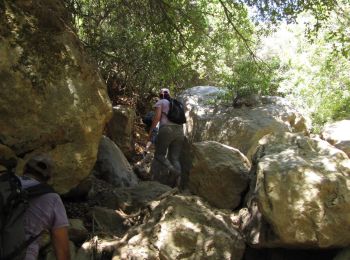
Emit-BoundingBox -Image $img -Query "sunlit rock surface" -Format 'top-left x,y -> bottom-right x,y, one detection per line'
321,120 -> 350,158
113,194 -> 245,260
0,0 -> 112,193
247,133 -> 350,248
189,141 -> 250,209
180,86 -> 308,160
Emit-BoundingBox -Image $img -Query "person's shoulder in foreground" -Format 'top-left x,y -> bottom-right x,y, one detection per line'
22,154 -> 70,260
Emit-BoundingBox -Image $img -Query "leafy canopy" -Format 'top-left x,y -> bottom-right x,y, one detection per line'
64,0 -> 255,100
64,0 -> 349,130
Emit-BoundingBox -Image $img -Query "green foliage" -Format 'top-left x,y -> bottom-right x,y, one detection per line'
63,0 -> 349,132
64,0 -> 254,101
244,0 -> 350,58
263,9 -> 350,132
223,57 -> 283,99
309,56 -> 350,131
322,1 -> 350,58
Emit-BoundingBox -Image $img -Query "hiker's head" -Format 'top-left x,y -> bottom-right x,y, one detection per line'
159,88 -> 170,100
24,154 -> 54,182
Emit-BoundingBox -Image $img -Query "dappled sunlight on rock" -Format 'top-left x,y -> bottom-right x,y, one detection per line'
75,235 -> 119,259
0,0 -> 112,193
66,78 -> 80,106
113,194 -> 245,259
180,86 -> 309,161
248,132 -> 350,248
303,169 -> 323,184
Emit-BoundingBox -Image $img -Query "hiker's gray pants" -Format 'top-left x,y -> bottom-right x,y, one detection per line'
151,124 -> 184,187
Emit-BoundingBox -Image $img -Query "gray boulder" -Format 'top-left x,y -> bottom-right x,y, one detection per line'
92,207 -> 127,237
180,86 -> 309,160
93,136 -> 138,187
189,141 -> 250,209
90,181 -> 172,213
243,133 -> 350,248
113,194 -> 245,260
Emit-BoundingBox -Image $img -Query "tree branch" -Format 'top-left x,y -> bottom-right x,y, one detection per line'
155,0 -> 189,50
220,0 -> 275,72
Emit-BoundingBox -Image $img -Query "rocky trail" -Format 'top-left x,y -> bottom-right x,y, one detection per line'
1,1 -> 349,259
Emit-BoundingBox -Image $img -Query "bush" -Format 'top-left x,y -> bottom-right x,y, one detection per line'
222,57 -> 284,101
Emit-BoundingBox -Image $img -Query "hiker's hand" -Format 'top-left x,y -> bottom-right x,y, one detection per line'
146,141 -> 152,151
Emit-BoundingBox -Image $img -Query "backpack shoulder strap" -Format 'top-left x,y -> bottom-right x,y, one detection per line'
24,183 -> 55,199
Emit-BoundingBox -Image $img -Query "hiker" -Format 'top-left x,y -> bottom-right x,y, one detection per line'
148,88 -> 185,187
20,154 -> 70,260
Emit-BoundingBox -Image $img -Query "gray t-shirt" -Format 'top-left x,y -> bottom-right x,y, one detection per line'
154,98 -> 170,126
20,176 -> 69,260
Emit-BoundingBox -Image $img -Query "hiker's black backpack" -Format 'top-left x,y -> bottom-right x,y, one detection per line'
0,169 -> 55,260
167,98 -> 186,125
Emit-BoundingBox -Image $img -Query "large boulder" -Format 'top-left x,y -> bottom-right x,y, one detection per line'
321,120 -> 350,158
92,207 -> 127,237
113,194 -> 245,260
90,181 -> 172,213
93,136 -> 138,188
189,141 -> 250,209
245,133 -> 350,248
180,86 -> 308,160
0,0 -> 112,193
106,106 -> 136,158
